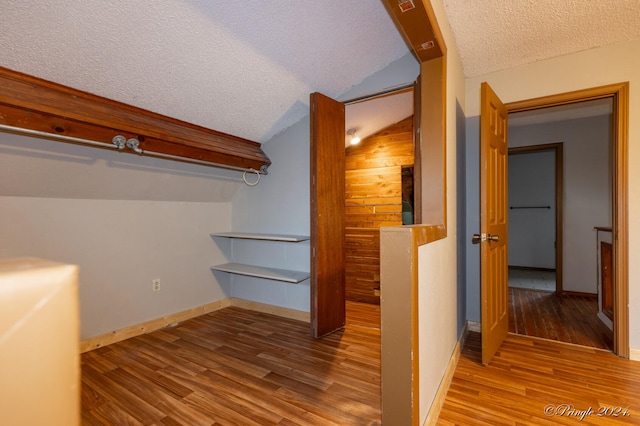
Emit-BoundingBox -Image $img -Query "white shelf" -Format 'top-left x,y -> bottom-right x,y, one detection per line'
211,232 -> 309,242
211,263 -> 310,284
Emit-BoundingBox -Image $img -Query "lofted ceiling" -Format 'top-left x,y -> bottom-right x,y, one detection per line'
0,1 -> 410,146
1,1 -> 639,153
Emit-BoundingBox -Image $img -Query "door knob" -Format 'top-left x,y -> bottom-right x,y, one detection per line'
472,233 -> 499,244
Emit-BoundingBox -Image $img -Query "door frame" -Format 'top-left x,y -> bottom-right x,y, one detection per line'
505,82 -> 629,357
507,143 -> 564,293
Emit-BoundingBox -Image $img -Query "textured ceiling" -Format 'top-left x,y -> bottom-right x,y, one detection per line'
0,1 -> 410,144
3,1 -> 637,151
443,0 -> 640,77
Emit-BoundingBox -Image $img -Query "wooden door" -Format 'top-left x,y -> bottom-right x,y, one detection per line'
310,92 -> 346,338
480,82 -> 509,365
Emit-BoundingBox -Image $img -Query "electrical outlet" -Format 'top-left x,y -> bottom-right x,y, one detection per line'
152,279 -> 161,292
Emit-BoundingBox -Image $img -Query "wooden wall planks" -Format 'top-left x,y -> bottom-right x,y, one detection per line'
345,116 -> 414,303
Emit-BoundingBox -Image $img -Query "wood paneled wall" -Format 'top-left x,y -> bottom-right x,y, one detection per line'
345,116 -> 414,303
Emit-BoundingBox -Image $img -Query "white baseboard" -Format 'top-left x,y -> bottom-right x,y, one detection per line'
630,347 -> 640,362
80,298 -> 309,353
466,320 -> 480,332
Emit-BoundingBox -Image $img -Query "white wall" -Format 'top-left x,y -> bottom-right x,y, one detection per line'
0,132 -> 239,338
509,115 -> 612,293
418,0 -> 465,421
508,150 -> 556,269
464,38 -> 640,354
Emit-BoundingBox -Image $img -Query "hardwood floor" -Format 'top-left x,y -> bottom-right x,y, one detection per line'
438,332 -> 640,425
81,301 -> 381,425
509,288 -> 613,350
82,297 -> 636,425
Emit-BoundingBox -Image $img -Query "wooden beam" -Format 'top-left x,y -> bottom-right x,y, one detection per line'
0,66 -> 271,172
381,0 -> 445,62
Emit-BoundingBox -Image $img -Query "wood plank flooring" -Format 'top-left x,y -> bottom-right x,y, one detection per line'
82,298 -> 636,425
81,301 -> 381,426
438,331 -> 640,425
509,288 -> 613,350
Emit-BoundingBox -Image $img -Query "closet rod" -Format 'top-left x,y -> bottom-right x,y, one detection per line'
341,82 -> 415,105
0,123 -> 269,177
139,149 -> 269,175
509,206 -> 551,209
0,123 -> 121,151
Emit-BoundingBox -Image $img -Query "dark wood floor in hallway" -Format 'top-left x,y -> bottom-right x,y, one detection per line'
81,301 -> 381,425
509,287 -> 613,350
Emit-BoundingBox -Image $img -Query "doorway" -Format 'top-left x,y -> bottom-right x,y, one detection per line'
506,102 -> 614,350
344,105 -> 415,304
503,83 -> 629,357
507,144 -> 562,294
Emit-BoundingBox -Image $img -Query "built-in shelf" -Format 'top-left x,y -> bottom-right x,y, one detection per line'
211,232 -> 309,242
210,232 -> 310,284
211,263 -> 310,284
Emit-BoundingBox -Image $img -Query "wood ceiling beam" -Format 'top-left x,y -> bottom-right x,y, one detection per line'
381,0 -> 445,62
0,66 -> 271,172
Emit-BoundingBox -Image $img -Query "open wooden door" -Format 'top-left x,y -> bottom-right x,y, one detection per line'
479,82 -> 509,365
310,92 -> 346,338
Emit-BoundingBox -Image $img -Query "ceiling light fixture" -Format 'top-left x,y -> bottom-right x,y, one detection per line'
347,128 -> 361,145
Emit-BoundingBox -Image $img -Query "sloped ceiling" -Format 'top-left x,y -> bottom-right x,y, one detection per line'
444,0 -> 640,78
3,1 -> 639,151
0,1 -> 410,145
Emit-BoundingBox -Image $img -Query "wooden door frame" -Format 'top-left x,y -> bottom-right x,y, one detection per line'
507,143 -> 564,293
506,82 -> 629,358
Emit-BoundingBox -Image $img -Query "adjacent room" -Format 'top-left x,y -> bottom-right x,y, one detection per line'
507,99 -> 614,351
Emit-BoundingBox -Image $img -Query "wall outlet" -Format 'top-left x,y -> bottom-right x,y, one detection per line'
152,279 -> 161,292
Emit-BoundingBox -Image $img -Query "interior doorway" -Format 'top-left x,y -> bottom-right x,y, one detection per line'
505,90 -> 625,355
343,88 -> 415,305
507,143 -> 563,294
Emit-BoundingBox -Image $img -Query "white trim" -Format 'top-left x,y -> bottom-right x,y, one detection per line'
466,320 -> 481,332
